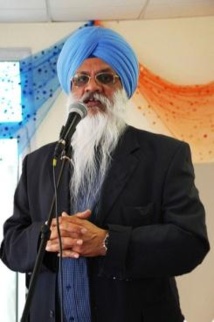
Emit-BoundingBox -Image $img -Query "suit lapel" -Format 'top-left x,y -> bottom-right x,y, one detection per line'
96,127 -> 141,224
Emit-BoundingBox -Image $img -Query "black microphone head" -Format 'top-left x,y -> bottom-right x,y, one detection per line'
54,102 -> 88,159
68,102 -> 88,119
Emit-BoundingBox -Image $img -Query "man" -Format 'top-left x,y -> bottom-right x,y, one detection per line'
0,26 -> 210,322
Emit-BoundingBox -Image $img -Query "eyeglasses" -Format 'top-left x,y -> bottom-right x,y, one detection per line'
72,72 -> 120,87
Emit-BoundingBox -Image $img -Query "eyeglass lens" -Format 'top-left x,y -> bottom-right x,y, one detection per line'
72,73 -> 118,87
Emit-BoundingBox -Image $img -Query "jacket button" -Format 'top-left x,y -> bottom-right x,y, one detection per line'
49,310 -> 55,318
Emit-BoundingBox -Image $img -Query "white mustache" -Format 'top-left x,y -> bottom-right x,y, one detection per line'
82,92 -> 110,106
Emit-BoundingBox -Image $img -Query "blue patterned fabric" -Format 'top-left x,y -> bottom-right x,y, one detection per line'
0,21 -> 94,154
57,25 -> 139,98
0,38 -> 64,153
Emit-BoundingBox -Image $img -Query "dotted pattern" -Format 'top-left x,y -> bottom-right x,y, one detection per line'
0,21 -> 94,154
133,64 -> 214,163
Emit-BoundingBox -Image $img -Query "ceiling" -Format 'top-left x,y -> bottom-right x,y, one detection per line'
0,0 -> 213,23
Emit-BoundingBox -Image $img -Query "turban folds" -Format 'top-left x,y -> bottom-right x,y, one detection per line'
57,26 -> 139,98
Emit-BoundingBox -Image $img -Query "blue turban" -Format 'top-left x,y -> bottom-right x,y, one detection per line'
57,26 -> 139,98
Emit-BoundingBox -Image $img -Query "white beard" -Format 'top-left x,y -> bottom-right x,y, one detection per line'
68,89 -> 128,213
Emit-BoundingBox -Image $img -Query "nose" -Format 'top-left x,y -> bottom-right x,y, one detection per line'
84,76 -> 102,93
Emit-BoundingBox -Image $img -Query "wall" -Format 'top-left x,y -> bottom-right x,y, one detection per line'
0,17 -> 213,322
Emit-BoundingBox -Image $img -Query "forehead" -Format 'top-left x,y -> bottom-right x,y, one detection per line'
76,57 -> 115,73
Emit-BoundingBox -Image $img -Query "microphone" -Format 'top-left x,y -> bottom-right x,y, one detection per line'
53,102 -> 87,160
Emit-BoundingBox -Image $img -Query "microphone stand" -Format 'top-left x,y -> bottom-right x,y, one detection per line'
20,144 -> 72,322
20,102 -> 87,321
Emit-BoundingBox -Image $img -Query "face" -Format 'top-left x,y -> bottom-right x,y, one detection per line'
71,58 -> 122,116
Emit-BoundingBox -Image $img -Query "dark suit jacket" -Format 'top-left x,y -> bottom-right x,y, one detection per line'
1,126 -> 210,322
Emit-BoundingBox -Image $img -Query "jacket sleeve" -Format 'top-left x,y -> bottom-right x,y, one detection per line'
0,154 -> 57,273
101,142 -> 210,279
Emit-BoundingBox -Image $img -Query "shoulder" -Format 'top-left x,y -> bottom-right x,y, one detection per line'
23,142 -> 57,167
126,125 -> 189,150
124,125 -> 192,164
28,142 -> 56,157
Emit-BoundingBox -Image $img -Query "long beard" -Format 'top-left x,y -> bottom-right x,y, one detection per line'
68,89 -> 128,213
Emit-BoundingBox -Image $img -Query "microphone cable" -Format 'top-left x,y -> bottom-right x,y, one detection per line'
52,159 -> 65,322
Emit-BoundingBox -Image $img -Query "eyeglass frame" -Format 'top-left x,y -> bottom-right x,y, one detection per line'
71,72 -> 120,88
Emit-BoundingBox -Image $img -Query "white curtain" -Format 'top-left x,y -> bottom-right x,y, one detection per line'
0,139 -> 19,321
